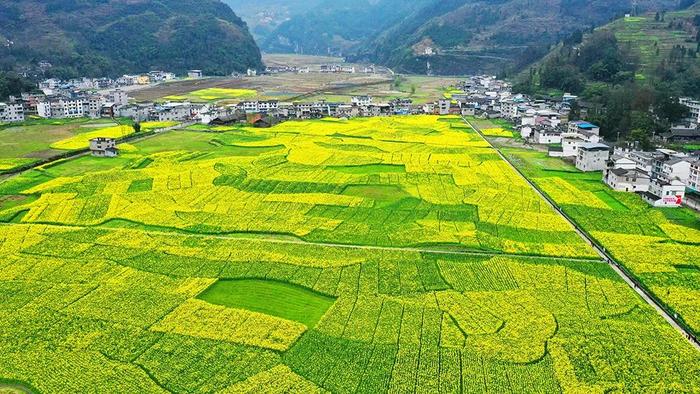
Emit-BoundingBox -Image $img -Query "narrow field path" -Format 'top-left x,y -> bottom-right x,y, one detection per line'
0,221 -> 601,264
463,116 -> 700,351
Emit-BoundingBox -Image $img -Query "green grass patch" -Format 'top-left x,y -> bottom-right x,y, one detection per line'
593,190 -> 629,211
127,178 -> 153,193
197,279 -> 336,327
342,184 -> 411,201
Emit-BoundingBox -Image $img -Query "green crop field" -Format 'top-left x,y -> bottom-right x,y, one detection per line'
199,279 -> 336,326
604,7 -> 700,79
0,116 -> 698,392
0,118 -> 133,172
502,147 -> 700,336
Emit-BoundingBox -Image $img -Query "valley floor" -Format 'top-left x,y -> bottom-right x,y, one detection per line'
0,116 -> 698,392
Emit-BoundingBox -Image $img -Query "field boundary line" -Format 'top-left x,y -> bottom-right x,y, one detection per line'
0,221 -> 604,264
463,115 -> 700,351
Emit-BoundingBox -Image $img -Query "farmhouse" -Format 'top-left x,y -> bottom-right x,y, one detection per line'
89,138 -> 119,157
576,143 -> 610,172
604,167 -> 650,192
641,179 -> 686,208
0,102 -> 25,123
188,70 -> 203,79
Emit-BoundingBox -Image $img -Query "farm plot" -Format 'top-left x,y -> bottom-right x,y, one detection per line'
0,116 -> 698,393
2,116 -> 596,258
164,88 -> 258,102
504,147 -> 700,336
50,121 -> 177,150
0,224 -> 697,392
0,118 -> 131,171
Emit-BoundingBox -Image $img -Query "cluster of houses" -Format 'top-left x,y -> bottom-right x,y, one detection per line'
0,89 -> 131,121
604,147 -> 699,208
37,70 -> 182,95
493,84 -> 700,208
3,71 -> 700,209
0,69 -> 209,123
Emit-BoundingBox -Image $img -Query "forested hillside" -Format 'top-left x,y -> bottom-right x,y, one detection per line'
261,0 -> 682,75
0,0 -> 263,78
262,0 -> 431,56
516,4 -> 700,145
222,0 -> 323,43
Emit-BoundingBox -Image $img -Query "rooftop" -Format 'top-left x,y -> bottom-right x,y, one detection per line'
580,142 -> 610,151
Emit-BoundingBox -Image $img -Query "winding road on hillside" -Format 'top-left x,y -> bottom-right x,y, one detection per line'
462,116 -> 700,351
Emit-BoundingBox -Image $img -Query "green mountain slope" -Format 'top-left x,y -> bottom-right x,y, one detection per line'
515,4 -> 700,144
222,0 -> 323,43
261,0 -> 681,74
261,0 -> 431,56
0,0 -> 263,78
364,0 -> 681,75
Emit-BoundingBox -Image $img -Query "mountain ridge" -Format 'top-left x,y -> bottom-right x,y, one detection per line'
0,0 -> 263,78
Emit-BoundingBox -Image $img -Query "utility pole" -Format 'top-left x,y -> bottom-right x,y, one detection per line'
632,0 -> 639,16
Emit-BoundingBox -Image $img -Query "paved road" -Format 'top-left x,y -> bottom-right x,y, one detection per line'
463,116 -> 700,351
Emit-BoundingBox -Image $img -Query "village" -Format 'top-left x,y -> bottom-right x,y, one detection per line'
1,70 -> 699,211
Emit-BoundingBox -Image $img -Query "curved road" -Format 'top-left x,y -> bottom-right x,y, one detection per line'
463,116 -> 700,351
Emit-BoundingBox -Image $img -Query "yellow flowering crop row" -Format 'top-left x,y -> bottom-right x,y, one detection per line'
151,299 -> 307,351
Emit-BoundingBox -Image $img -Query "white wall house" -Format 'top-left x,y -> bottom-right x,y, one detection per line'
680,97 -> 700,124
37,98 -> 86,118
533,128 -> 562,145
108,89 -> 129,106
604,168 -> 650,192
351,96 -> 373,106
689,160 -> 700,192
642,179 -> 686,208
0,103 -> 25,122
576,143 -> 610,172
660,158 -> 692,184
90,138 -> 118,157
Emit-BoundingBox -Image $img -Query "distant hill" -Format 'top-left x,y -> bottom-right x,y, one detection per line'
518,3 -> 700,97
261,0 -> 432,57
514,4 -> 700,145
363,0 -> 683,75
260,0 -> 682,74
0,0 -> 263,79
222,0 -> 323,43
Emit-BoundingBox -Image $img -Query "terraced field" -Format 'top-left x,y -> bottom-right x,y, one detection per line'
0,116 -> 698,392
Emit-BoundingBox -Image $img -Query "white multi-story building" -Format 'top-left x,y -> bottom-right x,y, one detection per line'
0,102 -> 25,122
150,102 -> 192,122
680,97 -> 700,124
258,100 -> 279,113
438,99 -> 450,115
533,128 -> 562,145
108,89 -> 129,106
351,96 -> 373,106
642,179 -> 686,208
37,97 -> 86,118
576,142 -> 610,172
659,157 -> 693,184
604,167 -> 650,192
85,95 -> 104,118
688,160 -> 700,192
